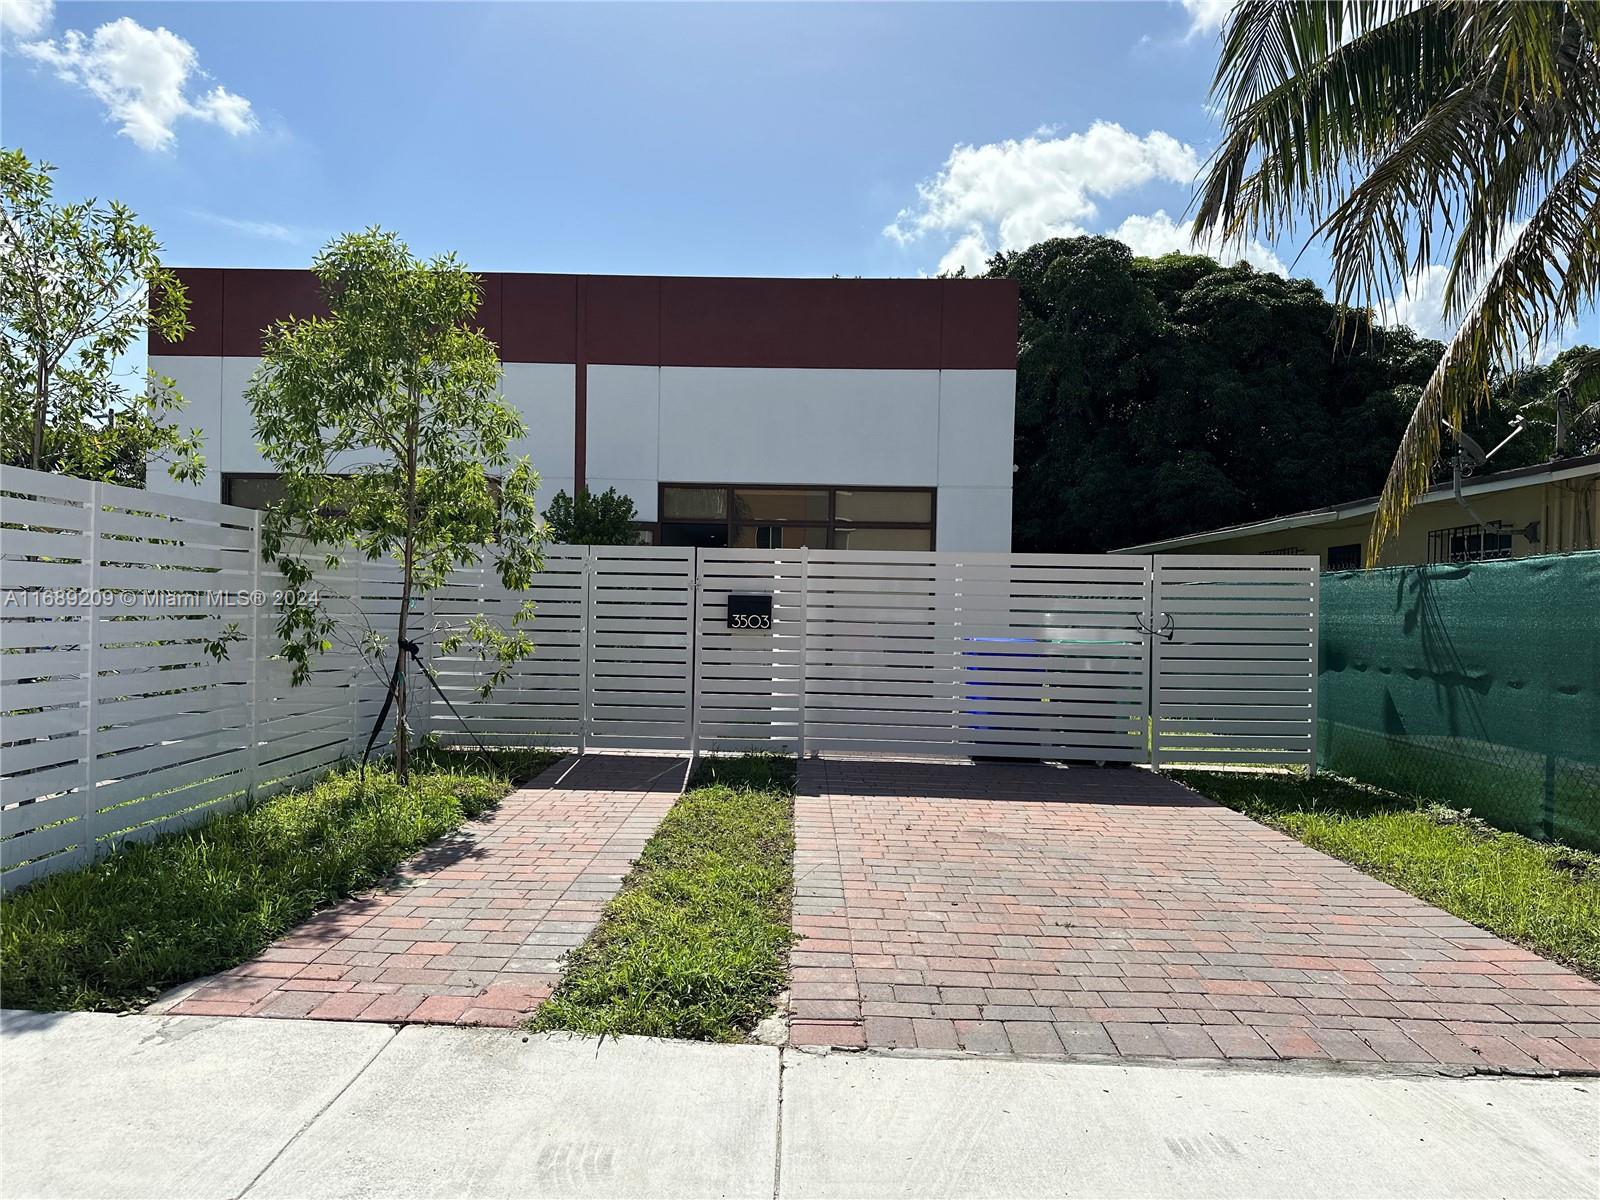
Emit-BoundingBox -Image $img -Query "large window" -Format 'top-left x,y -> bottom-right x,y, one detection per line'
223,472 -> 505,521
657,485 -> 935,551
223,473 -> 289,510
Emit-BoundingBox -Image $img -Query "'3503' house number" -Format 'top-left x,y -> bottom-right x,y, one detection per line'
727,594 -> 773,631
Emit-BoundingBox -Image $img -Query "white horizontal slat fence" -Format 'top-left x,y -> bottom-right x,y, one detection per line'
694,549 -> 808,754
3,465 -> 1319,890
0,467 -> 363,890
587,546 -> 696,750
1151,555 -> 1320,767
797,550 -> 1153,761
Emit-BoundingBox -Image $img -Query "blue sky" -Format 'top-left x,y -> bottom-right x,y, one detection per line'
3,0 -> 1591,350
2,5 -> 1311,265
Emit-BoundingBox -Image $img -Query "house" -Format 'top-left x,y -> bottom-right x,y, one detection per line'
1120,453 -> 1600,568
147,269 -> 1020,552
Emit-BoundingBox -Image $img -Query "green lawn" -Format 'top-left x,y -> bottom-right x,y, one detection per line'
531,754 -> 795,1042
1169,769 -> 1600,979
0,748 -> 557,1012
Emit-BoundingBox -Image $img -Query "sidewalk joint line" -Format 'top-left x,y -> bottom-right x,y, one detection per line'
233,1023 -> 401,1199
772,1047 -> 788,1200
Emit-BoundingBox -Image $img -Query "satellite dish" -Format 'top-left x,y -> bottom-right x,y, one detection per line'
1442,419 -> 1488,469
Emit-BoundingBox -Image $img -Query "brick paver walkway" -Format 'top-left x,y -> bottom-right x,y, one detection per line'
790,757 -> 1600,1073
164,754 -> 683,1027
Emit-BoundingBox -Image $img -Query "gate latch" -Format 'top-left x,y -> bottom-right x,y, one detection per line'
1136,612 -> 1175,640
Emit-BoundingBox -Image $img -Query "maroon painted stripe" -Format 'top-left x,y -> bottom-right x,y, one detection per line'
151,269 -> 1018,371
574,277 -> 587,494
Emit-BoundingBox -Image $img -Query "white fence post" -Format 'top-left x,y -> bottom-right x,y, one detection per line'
580,547 -> 593,754
79,486 -> 101,866
349,558 -> 364,757
797,546 -> 809,759
420,588 -> 435,745
1148,555 -> 1162,770
1307,566 -> 1321,778
687,547 -> 701,765
247,511 -> 263,796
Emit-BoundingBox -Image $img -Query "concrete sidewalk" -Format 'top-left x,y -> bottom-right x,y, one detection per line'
2,1010 -> 1596,1200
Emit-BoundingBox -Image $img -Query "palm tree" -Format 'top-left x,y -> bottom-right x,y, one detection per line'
1192,1 -> 1600,559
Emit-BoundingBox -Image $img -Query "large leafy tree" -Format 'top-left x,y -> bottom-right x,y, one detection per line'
994,236 -> 1442,552
1192,1 -> 1600,557
246,229 -> 544,782
0,148 -> 204,485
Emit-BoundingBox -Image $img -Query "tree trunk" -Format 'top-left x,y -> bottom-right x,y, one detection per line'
31,353 -> 47,470
392,609 -> 410,784
392,391 -> 421,784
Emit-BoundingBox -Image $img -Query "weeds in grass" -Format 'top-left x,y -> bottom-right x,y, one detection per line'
0,748 -> 557,1012
1170,769 -> 1600,979
531,754 -> 795,1041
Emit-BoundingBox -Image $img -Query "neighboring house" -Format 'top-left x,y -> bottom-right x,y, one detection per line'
1121,454 -> 1600,569
147,269 -> 1019,552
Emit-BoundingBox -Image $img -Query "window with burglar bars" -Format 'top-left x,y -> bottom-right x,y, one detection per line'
1327,543 -> 1362,571
1428,522 -> 1514,564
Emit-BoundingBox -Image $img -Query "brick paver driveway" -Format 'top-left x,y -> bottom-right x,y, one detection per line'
790,757 -> 1600,1072
163,754 -> 681,1027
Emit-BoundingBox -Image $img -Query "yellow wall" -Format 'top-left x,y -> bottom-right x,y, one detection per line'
1162,475 -> 1599,568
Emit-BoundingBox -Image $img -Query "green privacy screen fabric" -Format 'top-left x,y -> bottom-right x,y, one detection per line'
1318,551 -> 1600,851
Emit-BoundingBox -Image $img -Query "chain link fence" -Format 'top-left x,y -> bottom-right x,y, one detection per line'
1318,551 -> 1600,852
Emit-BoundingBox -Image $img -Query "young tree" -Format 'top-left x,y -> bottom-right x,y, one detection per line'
246,229 -> 544,782
543,485 -> 640,545
0,148 -> 204,484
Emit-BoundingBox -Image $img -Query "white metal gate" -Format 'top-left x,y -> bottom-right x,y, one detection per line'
1150,555 -> 1320,767
422,546 -> 1319,767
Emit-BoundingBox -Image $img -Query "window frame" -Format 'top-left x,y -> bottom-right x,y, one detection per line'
654,483 -> 937,551
1427,522 -> 1514,564
1326,543 -> 1362,571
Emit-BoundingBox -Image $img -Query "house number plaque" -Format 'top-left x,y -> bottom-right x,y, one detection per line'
727,594 -> 773,630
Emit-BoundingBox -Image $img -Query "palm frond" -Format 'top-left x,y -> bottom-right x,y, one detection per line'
1200,0 -> 1600,555
1369,139 -> 1600,558
1194,4 -> 1463,245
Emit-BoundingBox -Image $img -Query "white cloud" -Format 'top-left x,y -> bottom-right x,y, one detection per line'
1378,263 -> 1453,341
187,209 -> 313,244
1375,252 -> 1586,361
937,230 -> 994,277
1110,210 -> 1289,276
886,122 -> 1200,271
1,0 -> 53,39
1375,222 -> 1599,360
886,126 -> 1296,277
19,16 -> 257,152
1180,0 -> 1232,38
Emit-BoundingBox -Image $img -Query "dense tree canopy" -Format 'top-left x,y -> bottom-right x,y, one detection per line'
991,236 -> 1587,554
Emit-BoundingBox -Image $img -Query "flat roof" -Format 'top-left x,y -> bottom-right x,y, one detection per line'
1118,452 -> 1600,552
150,267 -> 1019,371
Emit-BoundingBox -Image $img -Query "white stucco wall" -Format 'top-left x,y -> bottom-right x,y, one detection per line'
148,356 -> 1016,549
586,365 -> 662,521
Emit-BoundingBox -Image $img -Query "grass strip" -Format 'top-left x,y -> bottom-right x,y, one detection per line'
531,753 -> 795,1042
1170,769 -> 1600,979
0,747 -> 557,1012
